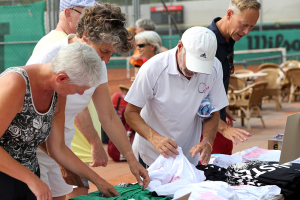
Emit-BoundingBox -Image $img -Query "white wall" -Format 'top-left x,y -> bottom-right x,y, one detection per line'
121,0 -> 300,28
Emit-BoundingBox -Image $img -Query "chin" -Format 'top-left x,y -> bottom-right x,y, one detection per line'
233,34 -> 243,41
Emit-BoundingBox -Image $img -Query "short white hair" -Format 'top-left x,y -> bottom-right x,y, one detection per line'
50,42 -> 103,87
135,31 -> 162,55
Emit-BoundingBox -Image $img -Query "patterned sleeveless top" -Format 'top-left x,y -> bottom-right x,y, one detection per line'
0,67 -> 58,173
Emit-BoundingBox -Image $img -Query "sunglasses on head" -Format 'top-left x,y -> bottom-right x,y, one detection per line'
105,19 -> 126,28
136,44 -> 150,48
227,53 -> 235,75
70,7 -> 81,14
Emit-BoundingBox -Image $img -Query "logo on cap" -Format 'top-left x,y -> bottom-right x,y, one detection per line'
200,53 -> 207,58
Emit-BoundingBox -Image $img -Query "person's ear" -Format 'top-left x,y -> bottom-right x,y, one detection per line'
150,45 -> 155,51
177,40 -> 183,51
64,8 -> 72,21
82,33 -> 88,43
227,9 -> 234,20
55,73 -> 69,83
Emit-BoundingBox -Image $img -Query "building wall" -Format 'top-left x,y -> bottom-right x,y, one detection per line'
122,0 -> 300,28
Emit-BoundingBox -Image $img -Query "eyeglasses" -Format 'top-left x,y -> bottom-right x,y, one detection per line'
70,7 -> 81,14
136,44 -> 150,48
105,19 -> 126,28
227,53 -> 235,75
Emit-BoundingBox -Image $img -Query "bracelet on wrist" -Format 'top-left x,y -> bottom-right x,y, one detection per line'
201,140 -> 213,152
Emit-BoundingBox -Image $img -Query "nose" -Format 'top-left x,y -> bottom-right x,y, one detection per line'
102,53 -> 113,63
244,27 -> 251,35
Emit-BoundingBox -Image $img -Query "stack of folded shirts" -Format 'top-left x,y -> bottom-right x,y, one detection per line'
225,161 -> 300,199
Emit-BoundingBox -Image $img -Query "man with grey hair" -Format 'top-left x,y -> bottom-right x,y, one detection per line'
125,26 -> 229,168
205,0 -> 261,156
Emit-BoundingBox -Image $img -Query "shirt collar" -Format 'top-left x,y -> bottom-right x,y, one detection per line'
168,46 -> 180,75
209,17 -> 235,46
66,34 -> 76,45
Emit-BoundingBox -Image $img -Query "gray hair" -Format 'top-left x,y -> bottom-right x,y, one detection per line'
135,31 -> 162,55
50,42 -> 103,87
135,19 -> 156,31
229,0 -> 261,14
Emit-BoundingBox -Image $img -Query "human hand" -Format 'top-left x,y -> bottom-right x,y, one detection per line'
90,144 -> 108,167
128,159 -> 150,189
190,142 -> 212,166
222,126 -> 251,145
59,165 -> 84,187
226,108 -> 236,127
26,174 -> 52,200
149,133 -> 179,158
95,177 -> 121,197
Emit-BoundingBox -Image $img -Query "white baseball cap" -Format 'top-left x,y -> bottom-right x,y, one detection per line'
181,26 -> 217,75
60,0 -> 98,11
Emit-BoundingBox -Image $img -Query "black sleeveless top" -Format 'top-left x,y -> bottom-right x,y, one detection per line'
0,67 -> 58,173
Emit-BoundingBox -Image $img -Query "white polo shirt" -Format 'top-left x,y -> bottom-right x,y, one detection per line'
26,34 -> 108,163
125,47 -> 228,166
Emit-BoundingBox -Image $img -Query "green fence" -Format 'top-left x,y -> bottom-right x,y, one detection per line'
0,1 -> 45,72
234,29 -> 300,63
107,28 -> 300,69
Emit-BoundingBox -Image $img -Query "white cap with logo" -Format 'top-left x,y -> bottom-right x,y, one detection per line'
181,26 -> 217,75
60,0 -> 97,11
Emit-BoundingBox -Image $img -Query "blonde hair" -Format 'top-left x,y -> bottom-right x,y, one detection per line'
229,0 -> 261,14
127,26 -> 136,37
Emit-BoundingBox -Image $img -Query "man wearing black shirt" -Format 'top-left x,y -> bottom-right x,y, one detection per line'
204,0 -> 261,155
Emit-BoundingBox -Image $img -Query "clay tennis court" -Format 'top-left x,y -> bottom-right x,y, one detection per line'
106,65 -> 260,95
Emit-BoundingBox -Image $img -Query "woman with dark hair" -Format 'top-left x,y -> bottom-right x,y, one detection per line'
26,3 -> 149,200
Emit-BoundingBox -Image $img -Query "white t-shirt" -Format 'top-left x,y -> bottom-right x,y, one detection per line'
26,34 -> 108,163
125,47 -> 228,166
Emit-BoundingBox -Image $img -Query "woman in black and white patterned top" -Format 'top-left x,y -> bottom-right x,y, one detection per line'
0,43 -> 119,200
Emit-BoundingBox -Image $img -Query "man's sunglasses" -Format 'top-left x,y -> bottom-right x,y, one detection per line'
227,53 -> 235,75
105,19 -> 127,28
70,7 -> 81,14
136,44 -> 150,48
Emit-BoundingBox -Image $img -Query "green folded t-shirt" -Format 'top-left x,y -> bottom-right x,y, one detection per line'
70,183 -> 171,200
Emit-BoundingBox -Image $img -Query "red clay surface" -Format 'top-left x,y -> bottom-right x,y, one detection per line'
106,65 -> 258,95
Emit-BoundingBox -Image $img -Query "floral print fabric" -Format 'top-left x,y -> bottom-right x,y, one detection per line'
0,67 -> 58,173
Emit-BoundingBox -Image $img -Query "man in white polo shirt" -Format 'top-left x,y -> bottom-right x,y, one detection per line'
124,26 -> 229,167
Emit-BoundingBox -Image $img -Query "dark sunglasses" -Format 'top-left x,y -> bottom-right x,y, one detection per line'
70,7 -> 81,14
227,53 -> 235,75
136,44 -> 150,48
105,19 -> 126,28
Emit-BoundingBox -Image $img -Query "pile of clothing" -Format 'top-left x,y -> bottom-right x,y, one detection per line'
145,147 -> 282,200
72,146 -> 300,200
206,147 -> 300,199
